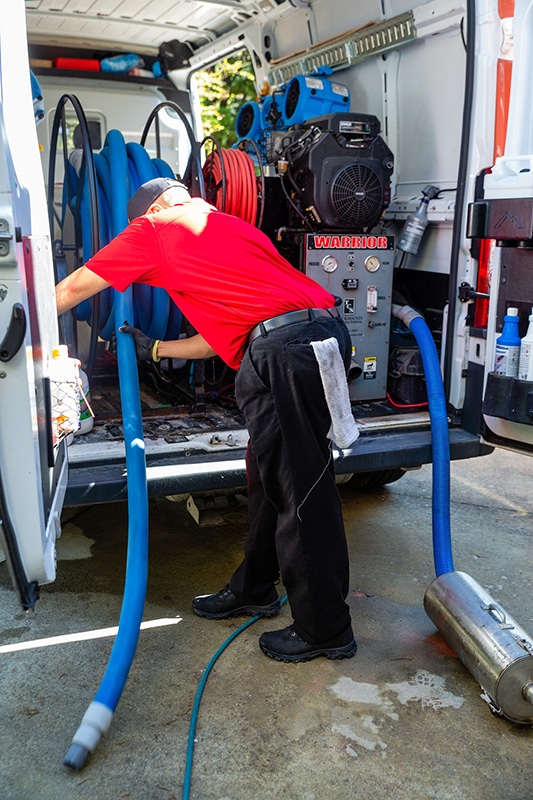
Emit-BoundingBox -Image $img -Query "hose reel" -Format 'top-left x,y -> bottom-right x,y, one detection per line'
48,96 -> 203,373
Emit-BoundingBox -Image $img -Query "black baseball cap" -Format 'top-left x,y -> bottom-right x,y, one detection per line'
127,177 -> 189,221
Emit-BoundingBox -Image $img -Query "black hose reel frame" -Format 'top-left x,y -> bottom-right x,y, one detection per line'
140,101 -> 206,200
47,94 -> 101,378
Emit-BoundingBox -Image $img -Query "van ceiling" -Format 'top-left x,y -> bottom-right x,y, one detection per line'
25,0 -> 288,56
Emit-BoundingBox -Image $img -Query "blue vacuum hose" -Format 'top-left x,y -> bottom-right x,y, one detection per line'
398,305 -> 533,726
391,304 -> 454,577
64,131 -> 150,771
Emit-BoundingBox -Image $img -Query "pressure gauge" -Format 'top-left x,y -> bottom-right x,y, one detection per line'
321,254 -> 338,273
364,255 -> 381,273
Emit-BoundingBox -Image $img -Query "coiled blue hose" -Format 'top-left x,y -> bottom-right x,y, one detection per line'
392,305 -> 454,577
66,131 -> 182,343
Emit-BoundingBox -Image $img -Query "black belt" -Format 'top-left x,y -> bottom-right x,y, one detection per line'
249,306 -> 339,344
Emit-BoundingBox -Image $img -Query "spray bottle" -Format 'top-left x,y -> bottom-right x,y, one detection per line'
493,307 -> 521,377
518,307 -> 533,381
398,185 -> 440,255
75,368 -> 95,435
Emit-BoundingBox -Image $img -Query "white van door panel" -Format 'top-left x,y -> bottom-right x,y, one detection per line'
0,2 -> 67,608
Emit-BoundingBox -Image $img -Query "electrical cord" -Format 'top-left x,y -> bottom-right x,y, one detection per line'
386,391 -> 428,409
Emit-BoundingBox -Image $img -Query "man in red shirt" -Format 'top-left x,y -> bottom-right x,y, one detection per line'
56,177 -> 357,663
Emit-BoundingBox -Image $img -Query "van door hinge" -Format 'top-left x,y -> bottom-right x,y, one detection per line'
0,219 -> 13,257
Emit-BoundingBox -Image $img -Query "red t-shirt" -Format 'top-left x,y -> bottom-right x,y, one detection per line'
85,198 -> 335,368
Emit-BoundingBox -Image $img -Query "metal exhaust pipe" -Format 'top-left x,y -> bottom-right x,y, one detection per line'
424,570 -> 533,724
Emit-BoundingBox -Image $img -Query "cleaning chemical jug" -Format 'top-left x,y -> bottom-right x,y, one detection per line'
49,345 -> 81,443
518,308 -> 533,381
494,307 -> 521,377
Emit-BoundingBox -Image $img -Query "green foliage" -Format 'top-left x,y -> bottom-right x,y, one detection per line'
196,50 -> 256,148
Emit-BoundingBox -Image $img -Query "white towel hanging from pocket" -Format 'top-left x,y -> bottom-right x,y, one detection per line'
310,337 -> 360,449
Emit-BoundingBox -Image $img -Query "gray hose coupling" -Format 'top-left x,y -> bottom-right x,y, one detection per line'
391,303 -> 424,329
71,700 -> 113,753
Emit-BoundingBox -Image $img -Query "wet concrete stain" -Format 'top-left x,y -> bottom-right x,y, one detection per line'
328,671 -> 465,758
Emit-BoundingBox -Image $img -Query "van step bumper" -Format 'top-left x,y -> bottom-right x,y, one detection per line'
64,428 -> 492,506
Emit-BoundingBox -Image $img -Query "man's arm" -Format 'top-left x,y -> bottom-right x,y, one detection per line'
57,271 -> 219,361
119,322 -> 218,361
156,335 -> 217,361
56,266 -> 111,315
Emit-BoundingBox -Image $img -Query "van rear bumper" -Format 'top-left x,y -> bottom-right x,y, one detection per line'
64,427 -> 492,506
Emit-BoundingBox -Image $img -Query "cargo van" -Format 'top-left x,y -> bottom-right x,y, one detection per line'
1,0 -> 532,608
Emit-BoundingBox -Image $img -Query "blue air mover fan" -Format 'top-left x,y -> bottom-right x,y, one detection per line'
282,73 -> 350,127
235,101 -> 263,141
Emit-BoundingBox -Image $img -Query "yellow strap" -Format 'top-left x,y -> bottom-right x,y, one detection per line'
151,340 -> 161,362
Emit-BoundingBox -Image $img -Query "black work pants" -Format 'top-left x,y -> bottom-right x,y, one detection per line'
230,315 -> 353,644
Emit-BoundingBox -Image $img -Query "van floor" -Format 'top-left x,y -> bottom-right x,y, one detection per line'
74,349 -> 247,444
73,350 -> 415,445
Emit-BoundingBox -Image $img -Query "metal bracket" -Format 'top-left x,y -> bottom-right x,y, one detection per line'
458,282 -> 490,303
480,689 -> 504,717
513,634 -> 533,655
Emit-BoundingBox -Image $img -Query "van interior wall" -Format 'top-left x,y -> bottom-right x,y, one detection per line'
268,0 -> 467,320
271,0 -> 465,190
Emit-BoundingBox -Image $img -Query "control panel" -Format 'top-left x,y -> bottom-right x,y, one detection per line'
304,233 -> 394,401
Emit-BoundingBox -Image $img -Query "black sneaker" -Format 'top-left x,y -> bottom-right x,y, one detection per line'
192,585 -> 281,620
259,625 -> 357,663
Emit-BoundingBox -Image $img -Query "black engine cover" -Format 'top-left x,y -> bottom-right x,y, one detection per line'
289,113 -> 394,230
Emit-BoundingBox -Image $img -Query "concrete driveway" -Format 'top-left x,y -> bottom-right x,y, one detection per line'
1,445 -> 532,799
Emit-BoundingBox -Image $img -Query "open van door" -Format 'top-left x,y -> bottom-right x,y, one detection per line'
467,0 -> 533,458
0,4 -> 68,609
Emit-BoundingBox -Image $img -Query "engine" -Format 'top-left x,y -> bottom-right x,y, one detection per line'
271,113 -> 394,231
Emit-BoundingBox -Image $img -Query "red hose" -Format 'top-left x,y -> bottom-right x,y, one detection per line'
202,148 -> 258,225
386,391 -> 428,409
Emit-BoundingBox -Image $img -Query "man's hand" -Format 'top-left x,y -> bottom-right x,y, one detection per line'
119,324 -> 217,362
119,321 -> 158,361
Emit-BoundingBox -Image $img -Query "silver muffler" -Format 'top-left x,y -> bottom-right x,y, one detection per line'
424,570 -> 533,724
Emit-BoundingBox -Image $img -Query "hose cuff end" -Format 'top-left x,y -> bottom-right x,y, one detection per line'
71,700 -> 114,754
391,303 -> 424,329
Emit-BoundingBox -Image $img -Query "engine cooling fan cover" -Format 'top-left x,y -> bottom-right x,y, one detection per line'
302,155 -> 387,229
329,160 -> 384,227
